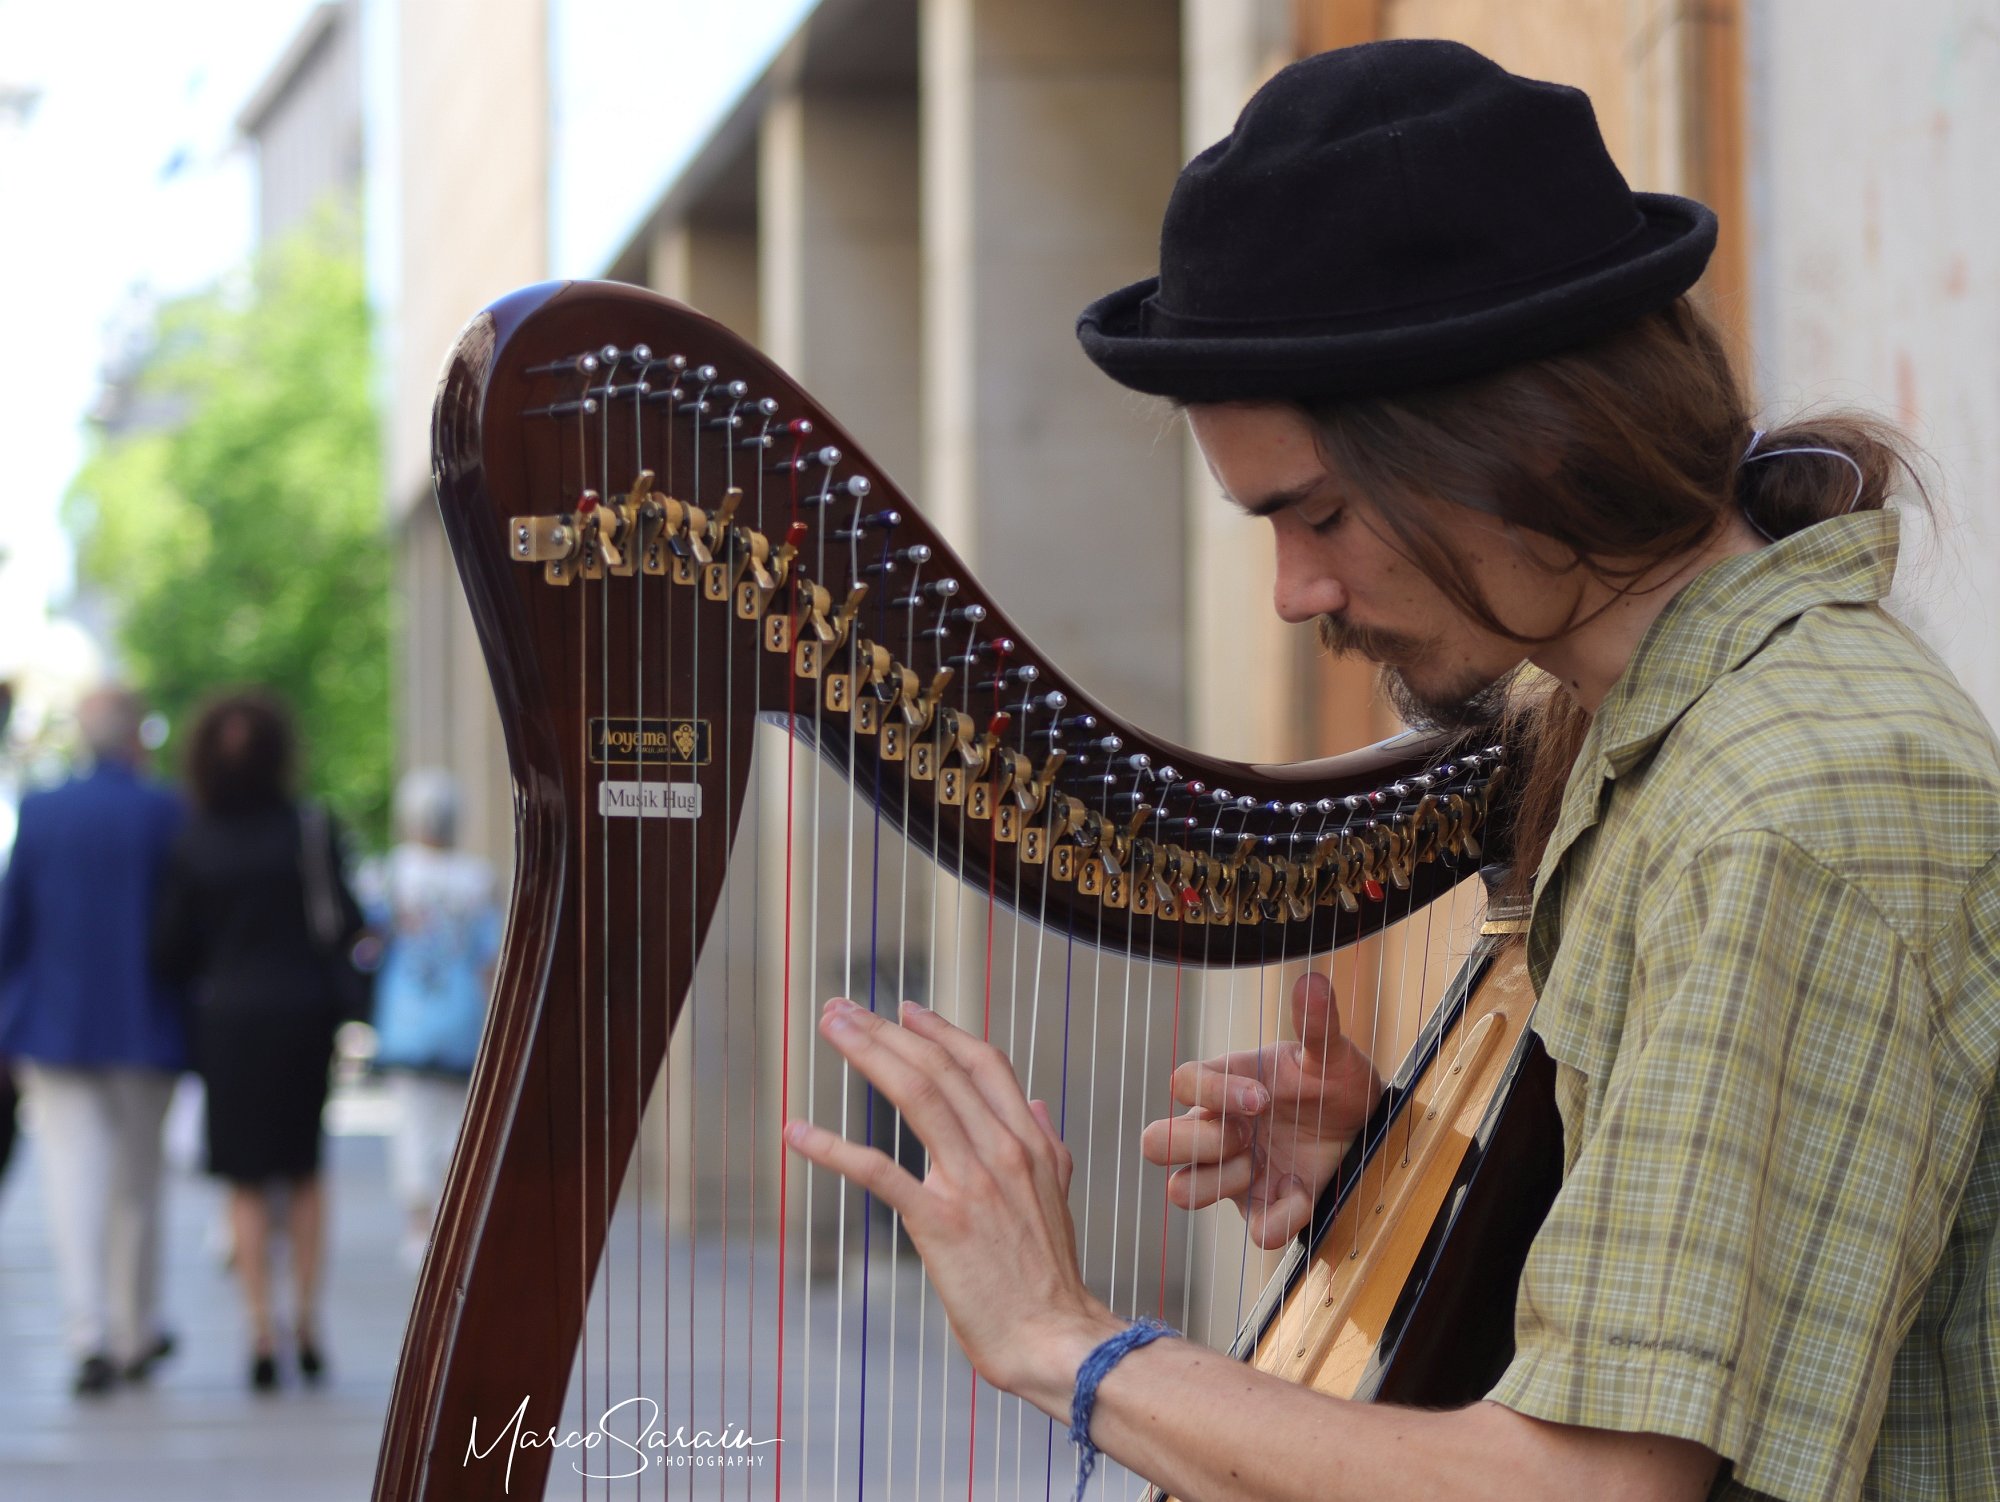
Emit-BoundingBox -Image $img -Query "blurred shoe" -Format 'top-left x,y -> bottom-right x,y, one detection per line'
250,1351 -> 279,1393
123,1331 -> 177,1382
297,1336 -> 326,1385
73,1353 -> 117,1398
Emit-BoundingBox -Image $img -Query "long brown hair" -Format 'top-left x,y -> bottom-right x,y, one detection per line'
1295,297 -> 1928,904
185,688 -> 297,817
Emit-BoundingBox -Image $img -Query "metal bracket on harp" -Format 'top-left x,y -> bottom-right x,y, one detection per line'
736,521 -> 804,620
700,489 -> 743,599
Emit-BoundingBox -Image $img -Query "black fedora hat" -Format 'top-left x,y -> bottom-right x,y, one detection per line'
1077,39 -> 1717,401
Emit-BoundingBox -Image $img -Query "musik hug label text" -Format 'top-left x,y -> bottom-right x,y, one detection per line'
589,716 -> 711,766
597,781 -> 702,819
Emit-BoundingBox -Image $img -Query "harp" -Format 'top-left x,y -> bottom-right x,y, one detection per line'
374,280 -> 1562,1501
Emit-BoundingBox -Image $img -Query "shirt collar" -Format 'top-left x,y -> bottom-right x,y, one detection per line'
1590,508 -> 1900,778
1529,509 -> 1900,922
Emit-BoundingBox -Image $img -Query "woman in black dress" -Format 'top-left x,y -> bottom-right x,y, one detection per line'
152,690 -> 362,1389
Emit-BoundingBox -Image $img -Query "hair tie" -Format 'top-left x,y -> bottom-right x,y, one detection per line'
1737,427 -> 1865,541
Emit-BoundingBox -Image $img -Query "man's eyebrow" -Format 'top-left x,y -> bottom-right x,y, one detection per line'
1232,480 -> 1325,519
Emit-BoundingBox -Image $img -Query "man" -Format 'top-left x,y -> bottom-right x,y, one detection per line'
783,38 -> 2000,1502
0,686 -> 187,1395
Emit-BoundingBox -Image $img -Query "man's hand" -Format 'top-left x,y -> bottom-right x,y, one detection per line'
1140,969 -> 1378,1249
782,997 -> 1121,1402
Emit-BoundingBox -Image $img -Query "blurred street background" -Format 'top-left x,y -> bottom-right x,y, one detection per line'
0,1088 -> 414,1500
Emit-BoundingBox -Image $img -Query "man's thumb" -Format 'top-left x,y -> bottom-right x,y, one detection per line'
1290,968 -> 1342,1071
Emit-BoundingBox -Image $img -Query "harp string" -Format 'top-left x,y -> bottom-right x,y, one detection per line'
885,537 -> 930,1499
774,415 -> 808,1501
1352,817 -> 1405,1265
668,374 -> 684,1502
1010,678 -> 1057,1500
573,377 -> 595,1501
687,364 -> 715,1497
1198,800 -> 1245,1352
798,440 -> 825,1491
981,672 -> 1008,1502
627,354 -> 647,1502
596,351 -> 619,1502
853,522 -> 897,1501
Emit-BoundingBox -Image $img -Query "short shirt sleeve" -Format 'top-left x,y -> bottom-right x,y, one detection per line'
1488,829 -> 1948,1502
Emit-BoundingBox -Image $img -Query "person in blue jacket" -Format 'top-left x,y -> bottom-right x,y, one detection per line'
0,686 -> 185,1396
366,767 -> 499,1268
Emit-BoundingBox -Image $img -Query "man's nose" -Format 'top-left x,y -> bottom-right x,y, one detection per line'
1272,544 -> 1346,625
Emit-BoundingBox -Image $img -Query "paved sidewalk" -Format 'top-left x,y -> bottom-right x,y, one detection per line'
0,1084 -> 1159,1501
0,1083 -> 416,1502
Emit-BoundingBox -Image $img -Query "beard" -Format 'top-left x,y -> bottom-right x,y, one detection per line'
1378,664 -> 1512,736
1316,612 -> 1510,736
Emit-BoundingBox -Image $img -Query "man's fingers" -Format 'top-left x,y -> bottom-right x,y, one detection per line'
897,1000 -> 1051,1151
1289,969 -> 1343,1069
1246,1172 -> 1314,1250
1028,1099 -> 1074,1194
1166,1155 -> 1255,1211
1139,1107 -> 1254,1167
784,1118 -> 923,1220
1169,1061 -> 1273,1117
816,999 -> 982,1171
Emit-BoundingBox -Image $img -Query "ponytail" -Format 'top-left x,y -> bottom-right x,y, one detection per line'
1733,412 -> 1927,540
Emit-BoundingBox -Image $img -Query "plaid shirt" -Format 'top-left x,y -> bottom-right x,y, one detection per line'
1485,510 -> 2000,1501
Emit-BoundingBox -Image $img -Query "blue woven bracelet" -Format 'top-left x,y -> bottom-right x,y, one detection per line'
1068,1317 -> 1176,1500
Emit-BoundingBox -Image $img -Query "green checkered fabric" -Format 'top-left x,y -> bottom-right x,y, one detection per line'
1485,510 -> 2000,1501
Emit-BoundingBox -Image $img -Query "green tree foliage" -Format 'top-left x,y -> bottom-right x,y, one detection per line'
66,227 -> 390,845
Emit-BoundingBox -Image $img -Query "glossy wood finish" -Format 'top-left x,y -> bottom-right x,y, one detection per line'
1243,944 -> 1544,1401
375,280 -> 1536,1500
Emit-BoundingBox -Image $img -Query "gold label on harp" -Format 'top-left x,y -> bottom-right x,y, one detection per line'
1077,856 -> 1104,897
703,561 -> 731,601
589,718 -> 711,767
879,721 -> 904,760
938,765 -> 965,806
643,544 -> 668,576
795,640 -> 822,679
1129,878 -> 1157,916
1050,844 -> 1075,882
577,544 -> 606,580
765,614 -> 792,654
671,555 -> 698,587
854,697 -> 881,736
994,803 -> 1019,843
910,740 -> 936,781
1019,822 -> 1044,863
966,782 -> 993,820
737,581 -> 762,618
824,672 -> 851,713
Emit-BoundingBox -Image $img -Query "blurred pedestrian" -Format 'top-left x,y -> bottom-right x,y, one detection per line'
0,1059 -> 18,1186
367,767 -> 498,1268
0,685 -> 186,1397
151,690 -> 363,1392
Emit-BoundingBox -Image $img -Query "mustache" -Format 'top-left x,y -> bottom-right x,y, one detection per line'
1314,612 -> 1425,664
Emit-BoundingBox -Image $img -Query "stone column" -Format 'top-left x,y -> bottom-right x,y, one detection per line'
921,0 -> 1187,1310
388,0 -> 547,871
921,0 -> 1185,727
